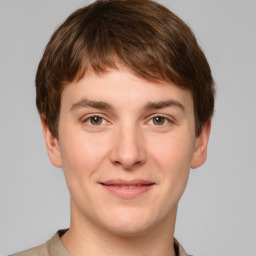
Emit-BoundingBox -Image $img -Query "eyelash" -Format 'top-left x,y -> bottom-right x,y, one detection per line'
82,114 -> 173,127
82,115 -> 109,126
147,115 -> 172,126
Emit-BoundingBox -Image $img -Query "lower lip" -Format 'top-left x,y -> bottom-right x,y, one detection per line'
101,184 -> 153,199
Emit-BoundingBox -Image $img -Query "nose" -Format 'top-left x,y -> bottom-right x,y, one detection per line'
110,124 -> 146,170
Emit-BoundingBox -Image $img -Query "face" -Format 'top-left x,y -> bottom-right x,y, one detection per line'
42,67 -> 210,236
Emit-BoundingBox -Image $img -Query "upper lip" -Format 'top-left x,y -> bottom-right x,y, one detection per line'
100,179 -> 155,186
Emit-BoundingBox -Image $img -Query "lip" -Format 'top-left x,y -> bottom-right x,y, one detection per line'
99,179 -> 155,199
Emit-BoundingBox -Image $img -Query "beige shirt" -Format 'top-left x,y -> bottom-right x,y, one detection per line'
11,230 -> 190,256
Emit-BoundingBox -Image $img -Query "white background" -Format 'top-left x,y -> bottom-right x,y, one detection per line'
0,0 -> 256,255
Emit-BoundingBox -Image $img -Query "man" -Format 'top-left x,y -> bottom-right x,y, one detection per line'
12,0 -> 214,255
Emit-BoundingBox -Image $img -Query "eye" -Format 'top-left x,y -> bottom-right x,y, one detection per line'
84,115 -> 108,126
148,116 -> 170,126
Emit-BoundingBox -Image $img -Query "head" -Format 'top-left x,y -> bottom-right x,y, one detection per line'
36,0 -> 214,139
36,0 -> 215,239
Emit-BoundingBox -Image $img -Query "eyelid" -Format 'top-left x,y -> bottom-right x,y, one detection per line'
81,114 -> 110,125
80,113 -> 175,126
146,114 -> 174,125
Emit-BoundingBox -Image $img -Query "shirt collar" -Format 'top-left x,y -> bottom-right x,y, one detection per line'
48,230 -> 189,256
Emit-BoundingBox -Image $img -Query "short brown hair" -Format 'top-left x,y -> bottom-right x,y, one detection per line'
36,0 -> 215,138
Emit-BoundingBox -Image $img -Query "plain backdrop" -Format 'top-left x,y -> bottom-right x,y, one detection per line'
0,0 -> 256,255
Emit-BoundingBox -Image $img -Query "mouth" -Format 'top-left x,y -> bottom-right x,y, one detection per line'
99,179 -> 155,199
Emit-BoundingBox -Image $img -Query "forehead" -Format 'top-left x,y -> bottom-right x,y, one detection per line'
61,67 -> 194,114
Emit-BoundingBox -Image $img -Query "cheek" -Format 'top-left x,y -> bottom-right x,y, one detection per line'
58,131 -> 112,209
148,133 -> 194,194
149,133 -> 194,170
59,130 -> 111,180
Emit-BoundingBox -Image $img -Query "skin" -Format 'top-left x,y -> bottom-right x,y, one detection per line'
42,66 -> 211,256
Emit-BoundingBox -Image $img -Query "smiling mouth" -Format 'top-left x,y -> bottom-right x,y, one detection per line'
99,179 -> 155,199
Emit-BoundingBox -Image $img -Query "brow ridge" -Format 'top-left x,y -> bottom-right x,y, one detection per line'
71,99 -> 113,111
144,100 -> 185,112
70,98 -> 185,112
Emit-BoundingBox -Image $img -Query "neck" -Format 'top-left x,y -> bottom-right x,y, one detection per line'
61,203 -> 178,256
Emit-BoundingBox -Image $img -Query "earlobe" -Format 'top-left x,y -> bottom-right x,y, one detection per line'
190,120 -> 211,169
41,117 -> 63,168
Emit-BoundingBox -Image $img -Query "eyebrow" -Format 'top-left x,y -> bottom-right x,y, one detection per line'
70,98 -> 185,112
71,99 -> 113,111
144,100 -> 185,112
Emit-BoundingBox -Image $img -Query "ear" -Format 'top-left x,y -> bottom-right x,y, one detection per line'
41,117 -> 63,168
190,120 -> 211,169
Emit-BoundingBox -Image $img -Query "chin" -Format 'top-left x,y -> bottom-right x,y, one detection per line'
99,208 -> 158,237
106,222 -> 152,237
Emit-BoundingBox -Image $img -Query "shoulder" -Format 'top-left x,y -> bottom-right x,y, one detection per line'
10,242 -> 49,256
174,238 -> 192,256
10,230 -> 70,256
